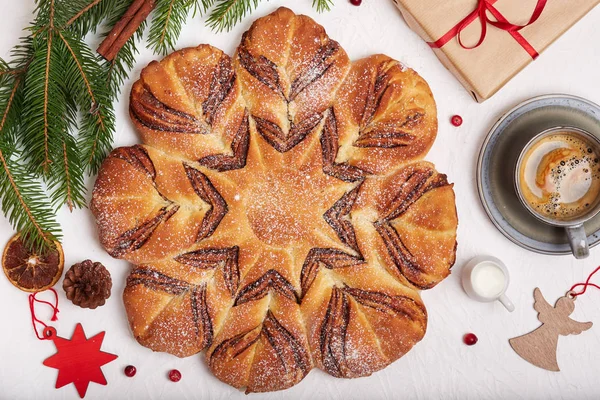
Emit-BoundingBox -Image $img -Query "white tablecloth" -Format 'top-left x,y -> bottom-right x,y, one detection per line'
1,1 -> 600,399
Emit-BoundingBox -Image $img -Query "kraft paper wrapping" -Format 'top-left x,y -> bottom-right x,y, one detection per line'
392,0 -> 599,102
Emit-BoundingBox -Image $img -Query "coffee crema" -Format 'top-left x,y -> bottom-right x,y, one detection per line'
518,131 -> 600,221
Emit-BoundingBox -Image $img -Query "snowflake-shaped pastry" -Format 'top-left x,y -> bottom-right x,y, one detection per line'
91,7 -> 457,393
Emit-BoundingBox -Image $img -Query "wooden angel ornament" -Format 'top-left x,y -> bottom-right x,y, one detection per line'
509,287 -> 592,371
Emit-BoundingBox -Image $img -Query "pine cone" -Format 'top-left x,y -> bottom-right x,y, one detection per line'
63,260 -> 112,309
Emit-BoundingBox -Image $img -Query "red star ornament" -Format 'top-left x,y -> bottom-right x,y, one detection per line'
43,323 -> 118,398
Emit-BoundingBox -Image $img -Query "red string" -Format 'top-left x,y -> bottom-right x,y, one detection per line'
570,266 -> 600,297
28,288 -> 60,340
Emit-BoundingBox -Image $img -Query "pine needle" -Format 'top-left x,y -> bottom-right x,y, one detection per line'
313,0 -> 334,13
148,0 -> 195,56
63,0 -> 104,31
194,0 -> 217,16
58,30 -> 115,174
0,55 -> 29,146
46,134 -> 86,212
0,146 -> 61,252
206,0 -> 260,33
21,30 -> 70,175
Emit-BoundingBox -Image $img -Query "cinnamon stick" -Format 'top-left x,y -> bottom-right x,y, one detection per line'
97,0 -> 156,61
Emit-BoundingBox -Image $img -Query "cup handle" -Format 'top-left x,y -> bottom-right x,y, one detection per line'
498,294 -> 515,312
565,224 -> 589,260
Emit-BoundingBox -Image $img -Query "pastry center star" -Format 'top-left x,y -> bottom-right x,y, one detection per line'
243,167 -> 322,246
199,129 -> 358,260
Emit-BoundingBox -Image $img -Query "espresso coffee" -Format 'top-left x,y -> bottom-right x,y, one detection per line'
518,131 -> 600,221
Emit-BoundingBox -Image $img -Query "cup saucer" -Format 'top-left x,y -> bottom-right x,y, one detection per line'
477,94 -> 600,255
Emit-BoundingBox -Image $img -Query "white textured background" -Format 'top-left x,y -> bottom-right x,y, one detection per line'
1,1 -> 600,399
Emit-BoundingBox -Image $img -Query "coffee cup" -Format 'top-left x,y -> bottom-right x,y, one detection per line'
515,126 -> 600,259
461,256 -> 514,312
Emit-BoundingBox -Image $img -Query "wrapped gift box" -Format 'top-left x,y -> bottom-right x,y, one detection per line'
392,0 -> 599,102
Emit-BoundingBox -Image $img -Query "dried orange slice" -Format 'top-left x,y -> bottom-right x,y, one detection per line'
2,234 -> 64,292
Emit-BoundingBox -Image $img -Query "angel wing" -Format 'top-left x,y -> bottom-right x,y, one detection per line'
561,318 -> 593,335
533,287 -> 553,318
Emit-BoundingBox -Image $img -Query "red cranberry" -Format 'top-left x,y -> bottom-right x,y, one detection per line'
350,0 -> 362,5
124,365 -> 136,377
451,115 -> 463,127
463,333 -> 478,346
169,369 -> 182,382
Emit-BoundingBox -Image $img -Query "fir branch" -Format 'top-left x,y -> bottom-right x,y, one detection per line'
38,35 -> 85,211
43,33 -> 53,169
0,0 -> 134,250
63,144 -> 73,209
0,70 -> 60,251
194,0 -> 216,15
148,0 -> 195,56
0,62 -> 27,148
58,30 -> 115,173
0,46 -> 59,252
57,31 -> 105,131
313,0 -> 334,13
62,143 -> 74,210
46,134 -> 86,212
0,77 -> 20,134
21,30 -> 70,175
0,147 -> 61,252
64,0 -> 105,30
206,0 -> 259,33
0,62 -> 27,146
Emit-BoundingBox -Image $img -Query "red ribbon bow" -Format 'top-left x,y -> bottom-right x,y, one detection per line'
428,0 -> 547,59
